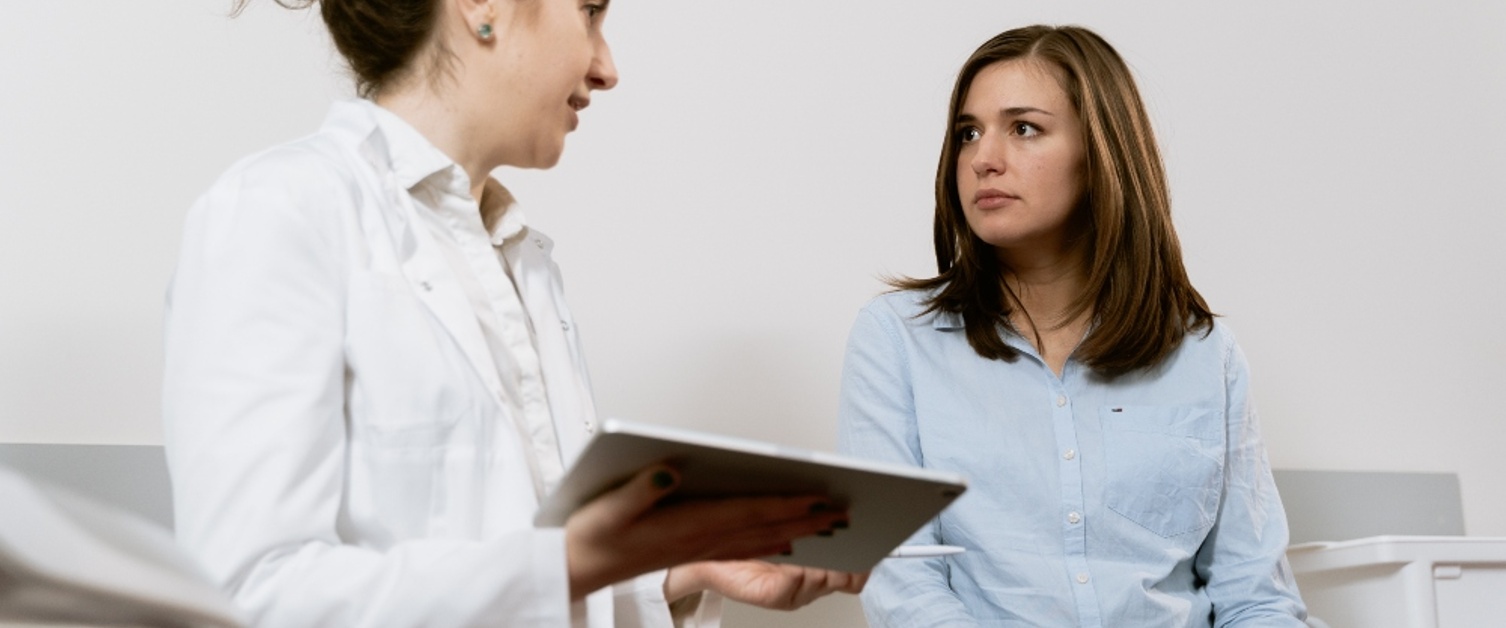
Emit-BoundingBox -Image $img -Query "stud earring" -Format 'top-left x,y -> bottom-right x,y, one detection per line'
477,23 -> 494,40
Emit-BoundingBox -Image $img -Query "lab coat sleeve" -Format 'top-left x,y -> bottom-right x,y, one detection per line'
1193,329 -> 1308,627
610,572 -> 722,628
835,303 -> 980,627
163,148 -> 571,627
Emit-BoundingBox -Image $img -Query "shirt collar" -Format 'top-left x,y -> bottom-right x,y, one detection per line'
360,99 -> 458,192
932,310 -> 964,330
350,99 -> 530,246
930,306 -> 1099,360
482,179 -> 528,246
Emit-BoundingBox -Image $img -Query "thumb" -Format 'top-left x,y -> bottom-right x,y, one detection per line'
590,464 -> 679,525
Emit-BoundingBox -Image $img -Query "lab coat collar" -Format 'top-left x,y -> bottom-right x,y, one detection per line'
360,99 -> 466,194
327,99 -> 531,247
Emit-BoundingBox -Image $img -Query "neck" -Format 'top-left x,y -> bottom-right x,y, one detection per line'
998,242 -> 1090,332
375,85 -> 494,201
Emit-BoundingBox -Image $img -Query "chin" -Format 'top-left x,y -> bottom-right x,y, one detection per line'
538,138 -> 569,169
516,146 -> 566,170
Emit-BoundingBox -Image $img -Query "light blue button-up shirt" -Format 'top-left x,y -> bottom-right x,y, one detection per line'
837,290 -> 1306,627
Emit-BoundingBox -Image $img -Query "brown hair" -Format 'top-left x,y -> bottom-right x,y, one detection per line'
895,24 -> 1213,377
233,0 -> 449,98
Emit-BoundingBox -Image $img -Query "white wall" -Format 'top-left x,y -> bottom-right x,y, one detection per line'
3,2 -> 1504,626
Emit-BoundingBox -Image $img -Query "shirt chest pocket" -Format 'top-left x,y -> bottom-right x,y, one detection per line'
345,271 -> 479,448
1099,405 -> 1225,538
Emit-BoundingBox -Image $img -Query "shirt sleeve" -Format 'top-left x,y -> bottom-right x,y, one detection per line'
836,303 -> 980,627
1194,331 -> 1308,627
163,150 -> 571,627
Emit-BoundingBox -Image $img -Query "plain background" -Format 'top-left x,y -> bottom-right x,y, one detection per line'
2,2 -> 1503,626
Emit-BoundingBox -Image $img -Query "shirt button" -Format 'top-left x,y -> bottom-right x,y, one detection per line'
1063,449 -> 1076,461
1067,512 -> 1081,524
534,238 -> 544,249
1076,572 -> 1090,584
1056,394 -> 1068,407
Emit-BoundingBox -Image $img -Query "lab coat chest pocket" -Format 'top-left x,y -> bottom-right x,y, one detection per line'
1100,405 -> 1225,538
345,270 -> 475,448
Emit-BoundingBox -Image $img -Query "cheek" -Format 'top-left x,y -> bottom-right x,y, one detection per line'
1042,153 -> 1085,203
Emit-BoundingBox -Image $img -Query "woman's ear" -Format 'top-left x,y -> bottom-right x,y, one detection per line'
451,0 -> 497,42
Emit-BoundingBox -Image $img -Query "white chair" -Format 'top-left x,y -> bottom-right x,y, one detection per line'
1273,469 -> 1505,628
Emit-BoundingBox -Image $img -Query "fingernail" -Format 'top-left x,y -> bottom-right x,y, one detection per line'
809,501 -> 831,514
832,519 -> 849,530
651,470 -> 674,489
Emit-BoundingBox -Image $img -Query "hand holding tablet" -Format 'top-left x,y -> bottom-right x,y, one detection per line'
536,418 -> 968,573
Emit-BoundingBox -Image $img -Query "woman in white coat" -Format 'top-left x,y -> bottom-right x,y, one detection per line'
162,0 -> 864,625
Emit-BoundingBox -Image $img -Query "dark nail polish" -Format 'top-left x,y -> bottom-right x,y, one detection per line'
651,471 -> 674,489
832,519 -> 849,530
817,529 -> 834,537
779,547 -> 793,556
809,501 -> 831,514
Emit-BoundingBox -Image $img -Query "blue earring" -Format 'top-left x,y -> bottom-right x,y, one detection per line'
478,23 -> 494,40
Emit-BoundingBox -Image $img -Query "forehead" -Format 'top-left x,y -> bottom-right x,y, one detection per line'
961,59 -> 1072,113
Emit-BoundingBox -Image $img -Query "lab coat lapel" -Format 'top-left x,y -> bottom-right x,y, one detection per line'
342,98 -> 509,412
388,189 -> 510,410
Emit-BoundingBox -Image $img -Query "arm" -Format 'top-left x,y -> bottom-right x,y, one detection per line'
164,153 -> 573,626
1195,332 -> 1308,627
836,304 -> 979,627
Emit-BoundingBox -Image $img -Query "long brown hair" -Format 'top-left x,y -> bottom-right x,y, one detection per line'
895,24 -> 1212,377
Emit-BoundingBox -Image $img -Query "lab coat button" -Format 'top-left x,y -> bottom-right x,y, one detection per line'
420,281 -> 433,292
561,320 -> 570,331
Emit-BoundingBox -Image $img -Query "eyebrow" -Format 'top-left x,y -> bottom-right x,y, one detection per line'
954,107 -> 1055,124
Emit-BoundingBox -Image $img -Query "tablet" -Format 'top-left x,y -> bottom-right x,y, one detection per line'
534,418 -> 967,573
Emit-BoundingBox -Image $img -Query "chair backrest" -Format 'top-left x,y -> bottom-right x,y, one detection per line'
0,443 -> 173,530
1272,469 -> 1465,545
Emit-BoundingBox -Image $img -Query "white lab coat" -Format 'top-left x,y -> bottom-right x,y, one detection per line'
163,100 -> 717,627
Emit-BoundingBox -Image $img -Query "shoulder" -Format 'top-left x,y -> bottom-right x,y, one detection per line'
1157,318 -> 1247,382
848,288 -> 956,347
191,128 -> 368,233
1180,318 -> 1239,353
212,131 -> 362,205
181,134 -> 371,269
860,288 -> 950,323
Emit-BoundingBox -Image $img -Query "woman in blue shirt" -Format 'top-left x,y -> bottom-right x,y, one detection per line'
837,25 -> 1307,627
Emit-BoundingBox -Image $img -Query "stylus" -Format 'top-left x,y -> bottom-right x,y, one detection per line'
886,545 -> 966,558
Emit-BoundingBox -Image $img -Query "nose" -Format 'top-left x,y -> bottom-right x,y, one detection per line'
589,39 -> 619,91
969,135 -> 1004,178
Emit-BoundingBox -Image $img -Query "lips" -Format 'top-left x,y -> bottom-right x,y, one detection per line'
973,188 -> 1018,210
567,96 -> 589,131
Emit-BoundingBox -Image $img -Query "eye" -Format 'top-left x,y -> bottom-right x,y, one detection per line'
1012,121 -> 1041,138
584,3 -> 605,22
957,126 -> 981,144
